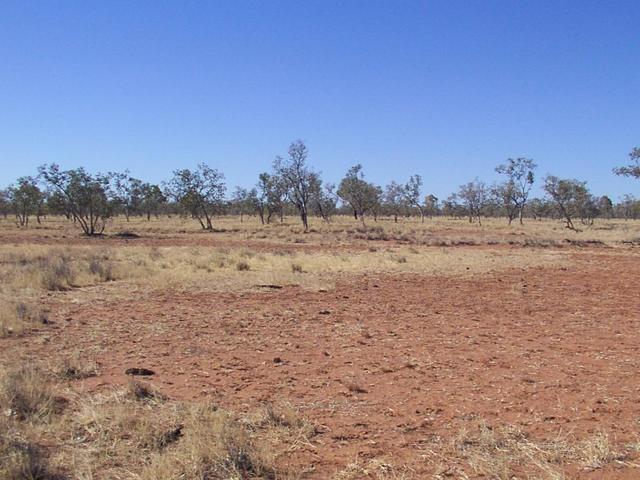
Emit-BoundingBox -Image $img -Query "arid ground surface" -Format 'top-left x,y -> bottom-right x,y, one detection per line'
1,216 -> 639,479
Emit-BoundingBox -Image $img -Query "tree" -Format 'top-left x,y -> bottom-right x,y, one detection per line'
613,148 -> 640,179
257,172 -> 287,224
110,171 -> 144,220
527,197 -> 552,221
458,179 -> 488,224
491,182 -> 519,224
46,190 -> 73,219
0,189 -> 10,218
495,158 -> 536,224
38,164 -> 114,235
574,185 -> 598,226
424,194 -> 439,218
167,163 -> 226,230
310,179 -> 337,222
139,183 -> 166,220
442,194 -> 464,218
8,176 -> 43,227
337,164 -> 382,225
543,175 -> 591,231
273,140 -> 319,231
383,181 -> 407,223
597,196 -> 613,219
616,194 -> 640,220
231,186 -> 265,223
404,175 -> 427,222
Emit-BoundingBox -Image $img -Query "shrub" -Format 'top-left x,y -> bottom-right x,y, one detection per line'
39,253 -> 75,290
0,365 -> 56,421
236,261 -> 250,271
0,301 -> 47,337
88,255 -> 115,282
0,418 -> 58,480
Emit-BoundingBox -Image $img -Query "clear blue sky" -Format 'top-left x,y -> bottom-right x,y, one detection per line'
1,0 -> 638,199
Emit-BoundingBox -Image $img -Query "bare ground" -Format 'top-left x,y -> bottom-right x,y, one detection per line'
2,246 -> 639,478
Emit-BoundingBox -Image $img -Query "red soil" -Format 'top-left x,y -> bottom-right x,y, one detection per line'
2,248 -> 640,477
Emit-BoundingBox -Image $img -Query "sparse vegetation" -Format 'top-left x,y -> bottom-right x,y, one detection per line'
0,215 -> 639,478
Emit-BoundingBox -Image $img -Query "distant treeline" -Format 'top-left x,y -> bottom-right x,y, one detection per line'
2,141 -> 639,235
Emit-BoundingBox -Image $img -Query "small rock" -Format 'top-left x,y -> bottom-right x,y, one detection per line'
319,310 -> 331,315
125,367 -> 155,376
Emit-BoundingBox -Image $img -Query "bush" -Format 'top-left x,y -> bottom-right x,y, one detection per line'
39,254 -> 75,290
236,261 -> 250,271
0,301 -> 47,337
0,365 -> 56,421
88,255 -> 115,282
0,418 -> 58,480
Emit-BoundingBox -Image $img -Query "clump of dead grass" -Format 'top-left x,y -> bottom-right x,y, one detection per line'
449,422 -> 626,479
236,260 -> 251,271
55,354 -> 99,381
88,253 -> 115,282
39,252 -> 76,291
0,416 -> 61,480
0,300 -> 48,337
0,364 -> 58,421
334,458 -> 410,479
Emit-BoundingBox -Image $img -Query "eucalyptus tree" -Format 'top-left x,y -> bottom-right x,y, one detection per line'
273,140 -> 319,231
8,176 -> 43,227
543,175 -> 591,231
614,147 -> 640,180
0,189 -> 10,218
403,174 -> 427,222
139,183 -> 166,220
384,181 -> 407,223
597,196 -> 614,219
616,195 -> 640,220
337,164 -> 382,225
257,172 -> 287,224
491,181 -> 519,224
38,164 -> 114,235
110,171 -> 144,220
424,194 -> 439,218
167,163 -> 226,230
458,179 -> 488,225
311,181 -> 337,222
231,186 -> 252,222
495,158 -> 536,224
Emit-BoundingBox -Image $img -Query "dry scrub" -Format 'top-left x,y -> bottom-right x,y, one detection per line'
2,215 -> 639,247
0,362 -> 316,479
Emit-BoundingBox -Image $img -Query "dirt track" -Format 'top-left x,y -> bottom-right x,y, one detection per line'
3,247 -> 639,477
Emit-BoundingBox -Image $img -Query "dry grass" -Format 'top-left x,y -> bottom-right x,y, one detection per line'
54,352 -> 99,381
0,364 -> 58,421
0,240 -> 570,301
1,215 -> 639,477
0,361 -> 316,479
420,421 -> 632,479
0,299 -> 48,337
0,416 -> 61,480
334,458 -> 411,480
2,214 -> 639,247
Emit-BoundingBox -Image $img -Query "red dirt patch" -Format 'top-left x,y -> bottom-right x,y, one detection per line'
2,251 -> 639,477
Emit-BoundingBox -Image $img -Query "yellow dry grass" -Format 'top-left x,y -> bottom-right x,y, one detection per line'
0,242 -> 568,304
0,361 -> 315,479
2,214 -> 640,246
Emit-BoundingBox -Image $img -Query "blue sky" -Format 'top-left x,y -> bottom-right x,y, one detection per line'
1,0 -> 638,199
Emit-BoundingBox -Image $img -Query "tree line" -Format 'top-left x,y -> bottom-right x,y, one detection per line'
1,141 -> 639,235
